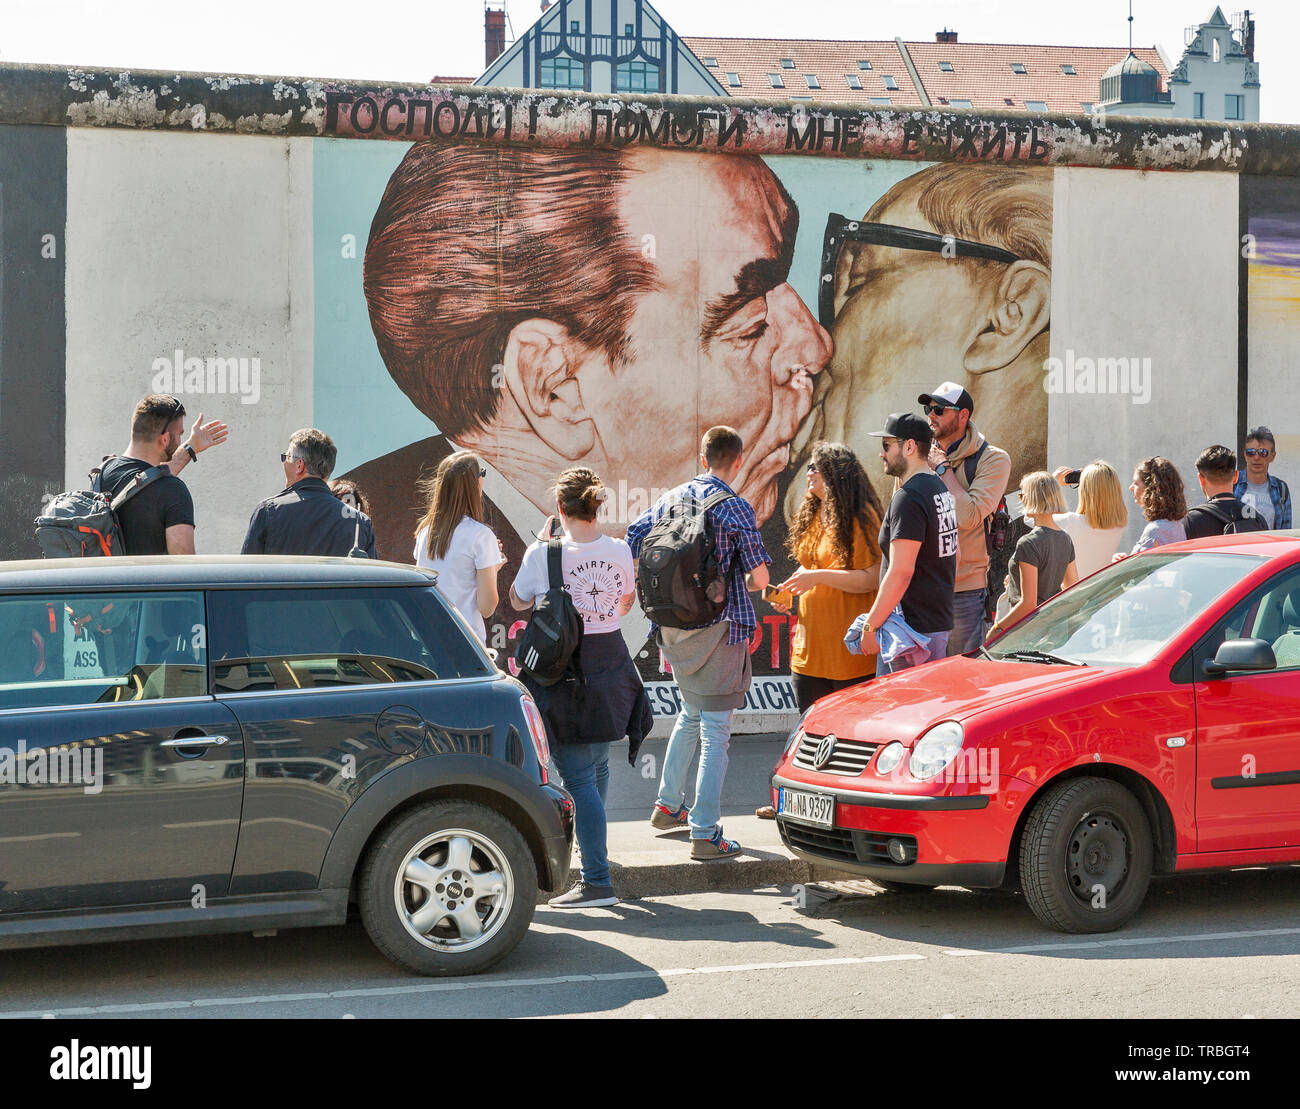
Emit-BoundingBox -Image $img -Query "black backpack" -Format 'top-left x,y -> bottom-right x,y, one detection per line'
960,443 -> 1010,556
34,457 -> 169,558
1201,499 -> 1268,535
635,489 -> 736,629
514,539 -> 583,687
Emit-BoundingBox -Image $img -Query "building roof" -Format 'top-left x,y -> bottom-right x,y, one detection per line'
431,75 -> 476,85
681,36 -> 1170,113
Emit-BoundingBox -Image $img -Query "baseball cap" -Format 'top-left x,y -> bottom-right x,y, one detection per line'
867,412 -> 933,444
918,381 -> 974,414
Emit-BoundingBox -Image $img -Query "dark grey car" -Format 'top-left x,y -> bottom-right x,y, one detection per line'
0,557 -> 573,976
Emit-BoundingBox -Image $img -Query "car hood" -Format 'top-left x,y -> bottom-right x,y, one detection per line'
802,655 -> 1115,746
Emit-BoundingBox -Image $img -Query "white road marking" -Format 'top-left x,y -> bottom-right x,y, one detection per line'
0,954 -> 924,1018
942,925 -> 1300,957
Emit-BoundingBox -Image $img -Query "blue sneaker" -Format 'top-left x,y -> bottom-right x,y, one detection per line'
691,827 -> 741,861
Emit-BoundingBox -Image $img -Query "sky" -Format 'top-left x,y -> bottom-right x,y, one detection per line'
0,0 -> 1293,122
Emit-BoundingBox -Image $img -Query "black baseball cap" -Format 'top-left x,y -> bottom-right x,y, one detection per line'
867,412 -> 933,445
918,381 -> 974,414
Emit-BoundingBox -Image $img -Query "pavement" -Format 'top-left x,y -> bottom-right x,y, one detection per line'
543,732 -> 858,902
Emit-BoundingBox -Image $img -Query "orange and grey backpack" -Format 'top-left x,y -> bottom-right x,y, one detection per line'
34,457 -> 169,558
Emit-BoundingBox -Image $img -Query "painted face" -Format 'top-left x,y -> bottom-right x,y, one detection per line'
584,150 -> 830,526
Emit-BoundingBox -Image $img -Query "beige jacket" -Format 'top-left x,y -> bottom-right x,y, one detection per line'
940,423 -> 1012,594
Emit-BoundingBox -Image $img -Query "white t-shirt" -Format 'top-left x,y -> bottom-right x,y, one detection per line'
1052,512 -> 1126,579
414,517 -> 505,643
1242,481 -> 1275,527
513,533 -> 635,634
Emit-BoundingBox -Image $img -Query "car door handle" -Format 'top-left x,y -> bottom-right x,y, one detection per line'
161,735 -> 231,748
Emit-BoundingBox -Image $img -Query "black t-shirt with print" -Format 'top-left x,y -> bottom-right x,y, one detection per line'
98,456 -> 195,555
879,471 -> 958,633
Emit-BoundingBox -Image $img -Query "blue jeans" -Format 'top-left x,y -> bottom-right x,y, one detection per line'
657,703 -> 732,840
551,743 -> 611,887
879,630 -> 951,674
946,588 -> 987,656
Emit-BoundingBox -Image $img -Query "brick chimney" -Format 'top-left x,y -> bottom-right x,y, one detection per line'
486,7 -> 507,67
936,28 -> 958,43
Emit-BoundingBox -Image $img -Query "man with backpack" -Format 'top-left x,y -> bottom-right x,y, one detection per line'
96,394 -> 228,555
1184,444 -> 1269,539
627,426 -> 771,861
919,382 -> 1011,655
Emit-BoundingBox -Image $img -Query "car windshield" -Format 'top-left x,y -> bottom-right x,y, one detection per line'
986,552 -> 1264,666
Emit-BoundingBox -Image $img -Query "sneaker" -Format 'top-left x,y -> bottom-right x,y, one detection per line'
547,882 -> 618,908
649,802 -> 690,832
691,828 -> 742,861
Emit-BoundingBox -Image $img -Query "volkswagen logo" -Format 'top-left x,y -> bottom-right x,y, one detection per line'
812,734 -> 837,770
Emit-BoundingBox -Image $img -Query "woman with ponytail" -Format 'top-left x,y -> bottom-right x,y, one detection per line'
509,467 -> 652,909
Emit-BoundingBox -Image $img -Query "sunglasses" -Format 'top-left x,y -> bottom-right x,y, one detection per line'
162,394 -> 186,423
280,452 -> 298,463
819,213 -> 1022,331
924,404 -> 954,416
1244,448 -> 1272,458
479,467 -> 488,478
806,463 -> 820,474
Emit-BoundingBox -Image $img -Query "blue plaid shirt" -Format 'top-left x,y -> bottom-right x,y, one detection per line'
627,474 -> 771,645
1234,473 -> 1292,530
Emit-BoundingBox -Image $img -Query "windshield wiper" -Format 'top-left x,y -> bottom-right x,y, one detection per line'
1000,649 -> 1087,666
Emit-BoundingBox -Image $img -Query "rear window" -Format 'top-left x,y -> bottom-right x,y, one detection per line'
207,585 -> 490,694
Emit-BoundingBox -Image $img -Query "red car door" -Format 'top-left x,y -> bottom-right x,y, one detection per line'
1194,566 -> 1300,853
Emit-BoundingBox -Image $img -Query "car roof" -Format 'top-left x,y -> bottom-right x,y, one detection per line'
0,556 -> 437,592
1150,530 -> 1300,559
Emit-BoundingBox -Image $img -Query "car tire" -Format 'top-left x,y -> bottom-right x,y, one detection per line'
1020,776 -> 1152,934
359,800 -> 538,976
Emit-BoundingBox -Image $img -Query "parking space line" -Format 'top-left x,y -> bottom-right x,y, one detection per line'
942,924 -> 1300,957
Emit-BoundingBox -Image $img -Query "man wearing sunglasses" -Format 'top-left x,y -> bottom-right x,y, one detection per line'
1234,426 -> 1292,530
97,394 -> 229,555
918,382 -> 1010,654
790,163 -> 1050,520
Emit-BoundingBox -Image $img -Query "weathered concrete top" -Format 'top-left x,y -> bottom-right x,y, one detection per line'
1,60 -> 1296,173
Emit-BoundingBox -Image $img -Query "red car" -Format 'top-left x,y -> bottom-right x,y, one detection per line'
771,533 -> 1300,933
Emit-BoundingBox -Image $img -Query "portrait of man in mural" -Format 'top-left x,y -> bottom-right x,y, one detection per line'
349,143 -> 830,574
787,163 -> 1052,521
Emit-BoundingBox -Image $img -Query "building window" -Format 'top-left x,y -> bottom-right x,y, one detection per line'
781,58 -> 796,69
857,60 -> 873,70
1225,93 -> 1243,120
1081,101 -> 1095,113
790,95 -> 813,101
805,74 -> 820,89
1193,91 -> 1204,118
846,74 -> 863,89
769,73 -> 784,88
540,55 -> 585,90
1025,100 -> 1047,112
570,20 -> 580,33
1010,62 -> 1026,74
625,23 -> 634,35
882,75 -> 898,90
869,96 -> 892,105
938,61 -> 953,72
726,72 -> 741,87
703,57 -> 718,67
616,61 -> 660,92
1060,63 -> 1076,75
1213,37 -> 1221,62
951,98 -> 972,108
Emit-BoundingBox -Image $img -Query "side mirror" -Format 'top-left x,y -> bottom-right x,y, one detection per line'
1202,637 -> 1277,677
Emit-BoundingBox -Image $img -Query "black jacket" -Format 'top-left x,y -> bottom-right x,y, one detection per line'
241,477 -> 376,557
1183,493 -> 1266,541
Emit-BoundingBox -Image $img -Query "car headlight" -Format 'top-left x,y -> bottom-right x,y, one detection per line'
908,722 -> 965,781
875,742 -> 905,776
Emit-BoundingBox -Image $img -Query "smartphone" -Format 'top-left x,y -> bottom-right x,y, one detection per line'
548,517 -> 563,538
1064,469 -> 1082,486
763,585 -> 794,609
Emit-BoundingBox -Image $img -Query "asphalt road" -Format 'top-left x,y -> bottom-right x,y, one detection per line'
2,867 -> 1299,1019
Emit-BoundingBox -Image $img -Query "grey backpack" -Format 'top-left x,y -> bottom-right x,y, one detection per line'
34,458 -> 169,558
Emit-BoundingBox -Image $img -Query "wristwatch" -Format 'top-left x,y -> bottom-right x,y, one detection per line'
182,442 -> 198,463
934,460 -> 949,476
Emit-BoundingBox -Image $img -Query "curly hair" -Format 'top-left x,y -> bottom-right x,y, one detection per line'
1134,456 -> 1187,523
788,442 -> 884,570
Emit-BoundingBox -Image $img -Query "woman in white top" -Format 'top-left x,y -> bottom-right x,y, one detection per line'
1051,460 -> 1128,578
509,467 -> 653,910
412,451 -> 505,645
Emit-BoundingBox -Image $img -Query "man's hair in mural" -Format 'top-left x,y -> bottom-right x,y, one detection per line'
1135,456 -> 1188,523
131,394 -> 185,441
869,163 -> 1053,270
789,441 -> 884,573
364,145 -> 658,440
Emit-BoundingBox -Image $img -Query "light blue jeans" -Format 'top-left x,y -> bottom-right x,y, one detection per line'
657,703 -> 733,840
551,743 -> 611,887
946,588 -> 987,656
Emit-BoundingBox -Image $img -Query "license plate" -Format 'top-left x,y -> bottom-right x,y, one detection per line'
778,787 -> 835,827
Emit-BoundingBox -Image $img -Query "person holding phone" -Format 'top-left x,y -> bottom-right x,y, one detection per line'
773,442 -> 884,711
1051,461 -> 1128,577
989,471 -> 1079,637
